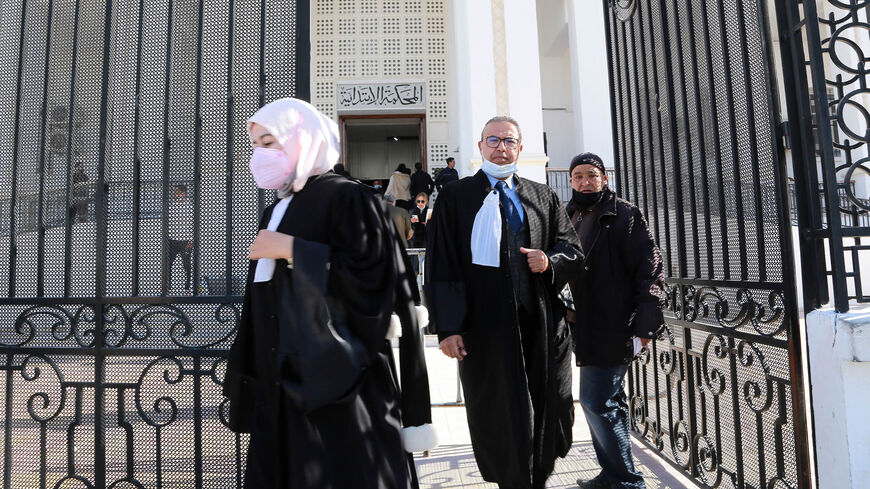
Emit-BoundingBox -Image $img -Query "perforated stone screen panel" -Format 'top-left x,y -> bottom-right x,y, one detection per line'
311,0 -> 450,174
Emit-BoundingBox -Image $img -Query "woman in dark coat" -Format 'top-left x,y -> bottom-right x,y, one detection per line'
223,98 -> 436,489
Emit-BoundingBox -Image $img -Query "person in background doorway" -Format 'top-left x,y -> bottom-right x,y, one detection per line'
372,179 -> 385,193
385,194 -> 413,248
564,152 -> 665,489
408,192 -> 430,277
410,162 -> 434,198
408,192 -> 430,249
434,157 -> 458,193
333,163 -> 351,178
385,163 -> 412,210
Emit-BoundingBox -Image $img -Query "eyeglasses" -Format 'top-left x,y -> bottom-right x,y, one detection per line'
571,174 -> 602,182
482,136 -> 519,149
416,200 -> 426,204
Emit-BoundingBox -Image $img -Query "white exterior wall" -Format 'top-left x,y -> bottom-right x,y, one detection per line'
568,0 -> 613,169
807,307 -> 870,489
534,0 -> 614,172
448,0 -> 548,183
536,0 -> 576,169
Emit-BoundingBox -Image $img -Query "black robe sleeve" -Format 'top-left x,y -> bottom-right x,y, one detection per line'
423,182 -> 469,339
620,206 -> 665,338
326,185 -> 432,429
326,184 -> 404,353
544,189 -> 583,290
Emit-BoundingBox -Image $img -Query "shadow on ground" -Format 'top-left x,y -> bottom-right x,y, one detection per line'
415,440 -> 697,488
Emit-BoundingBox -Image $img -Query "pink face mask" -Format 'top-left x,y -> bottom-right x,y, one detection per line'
249,147 -> 294,189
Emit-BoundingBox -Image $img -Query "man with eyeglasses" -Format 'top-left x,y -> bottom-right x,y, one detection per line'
564,152 -> 664,489
426,116 -> 582,489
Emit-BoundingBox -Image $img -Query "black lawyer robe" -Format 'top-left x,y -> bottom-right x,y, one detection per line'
223,172 -> 432,488
425,170 -> 582,488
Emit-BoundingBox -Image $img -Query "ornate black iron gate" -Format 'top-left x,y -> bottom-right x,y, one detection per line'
0,0 -> 308,486
604,1 -> 813,488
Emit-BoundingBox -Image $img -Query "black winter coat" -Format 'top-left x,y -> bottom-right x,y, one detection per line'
410,170 -> 434,197
567,187 -> 665,366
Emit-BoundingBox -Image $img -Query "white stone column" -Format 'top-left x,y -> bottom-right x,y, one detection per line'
447,0 -> 547,183
807,306 -> 870,488
502,0 -> 547,183
447,0 -> 497,179
568,0 -> 614,168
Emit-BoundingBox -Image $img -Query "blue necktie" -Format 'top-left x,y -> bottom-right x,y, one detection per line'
495,181 -> 522,233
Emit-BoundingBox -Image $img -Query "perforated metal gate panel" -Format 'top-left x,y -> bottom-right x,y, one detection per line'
604,1 -> 811,488
0,0 -> 307,486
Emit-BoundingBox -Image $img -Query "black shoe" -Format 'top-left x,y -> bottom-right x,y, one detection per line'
577,472 -> 610,489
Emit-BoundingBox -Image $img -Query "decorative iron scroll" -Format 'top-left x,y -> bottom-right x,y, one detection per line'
782,0 -> 870,310
1,302 -> 244,487
611,0 -> 638,22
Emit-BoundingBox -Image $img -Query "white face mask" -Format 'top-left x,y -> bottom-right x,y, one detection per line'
481,157 -> 517,179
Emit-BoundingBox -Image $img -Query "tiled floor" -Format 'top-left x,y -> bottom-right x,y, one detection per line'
409,339 -> 700,489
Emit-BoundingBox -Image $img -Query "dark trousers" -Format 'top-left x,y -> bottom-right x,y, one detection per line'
578,364 -> 645,489
166,239 -> 192,291
69,200 -> 88,223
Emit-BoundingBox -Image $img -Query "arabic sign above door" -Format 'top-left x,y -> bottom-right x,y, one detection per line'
337,82 -> 425,112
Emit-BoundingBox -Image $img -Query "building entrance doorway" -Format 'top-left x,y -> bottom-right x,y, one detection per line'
340,115 -> 426,184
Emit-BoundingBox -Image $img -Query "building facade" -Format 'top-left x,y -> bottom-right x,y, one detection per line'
308,0 -> 615,184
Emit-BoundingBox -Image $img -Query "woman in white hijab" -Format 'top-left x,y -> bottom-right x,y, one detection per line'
223,98 -> 436,488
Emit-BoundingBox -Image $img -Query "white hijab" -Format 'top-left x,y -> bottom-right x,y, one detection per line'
248,98 -> 340,197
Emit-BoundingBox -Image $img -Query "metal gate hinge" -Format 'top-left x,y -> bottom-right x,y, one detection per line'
779,121 -> 791,149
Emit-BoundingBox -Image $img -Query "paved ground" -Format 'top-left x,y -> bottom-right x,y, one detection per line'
412,338 -> 700,489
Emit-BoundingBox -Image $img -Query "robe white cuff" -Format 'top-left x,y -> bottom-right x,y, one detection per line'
386,314 -> 402,339
415,305 -> 429,329
402,423 -> 438,453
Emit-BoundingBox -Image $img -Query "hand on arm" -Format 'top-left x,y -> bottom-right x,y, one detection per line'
248,230 -> 294,261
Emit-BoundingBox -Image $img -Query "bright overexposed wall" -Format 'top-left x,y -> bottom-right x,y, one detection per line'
540,52 -> 576,168
567,0 -> 614,168
448,0 -> 548,183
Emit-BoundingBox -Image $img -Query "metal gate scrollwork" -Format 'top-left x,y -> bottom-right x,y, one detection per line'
604,0 -> 812,487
